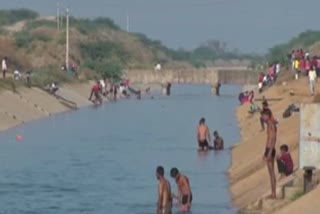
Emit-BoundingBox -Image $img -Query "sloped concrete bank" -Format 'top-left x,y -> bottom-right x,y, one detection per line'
229,76 -> 320,214
0,82 -> 94,132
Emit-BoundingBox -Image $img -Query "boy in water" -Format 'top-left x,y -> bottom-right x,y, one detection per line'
213,130 -> 224,150
261,108 -> 277,199
170,168 -> 192,212
156,166 -> 172,214
276,144 -> 294,180
197,118 -> 211,151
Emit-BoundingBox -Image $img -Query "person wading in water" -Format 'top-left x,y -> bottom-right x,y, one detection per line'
156,166 -> 172,214
89,81 -> 102,105
170,168 -> 192,212
197,118 -> 211,151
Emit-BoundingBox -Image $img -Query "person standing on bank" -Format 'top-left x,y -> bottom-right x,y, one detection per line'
2,56 -> 8,78
262,108 -> 277,199
308,66 -> 317,96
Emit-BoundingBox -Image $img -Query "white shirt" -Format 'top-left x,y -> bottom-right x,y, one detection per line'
276,64 -> 280,74
309,70 -> 317,81
2,59 -> 7,70
119,86 -> 124,93
99,79 -> 105,88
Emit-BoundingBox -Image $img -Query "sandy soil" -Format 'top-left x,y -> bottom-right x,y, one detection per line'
229,73 -> 320,212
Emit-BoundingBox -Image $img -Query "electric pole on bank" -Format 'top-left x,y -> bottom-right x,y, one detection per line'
65,7 -> 69,70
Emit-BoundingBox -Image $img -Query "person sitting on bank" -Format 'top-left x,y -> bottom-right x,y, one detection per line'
213,130 -> 224,150
50,82 -> 59,95
276,144 -> 294,180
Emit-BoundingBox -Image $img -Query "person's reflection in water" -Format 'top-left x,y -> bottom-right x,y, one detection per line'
197,149 -> 209,161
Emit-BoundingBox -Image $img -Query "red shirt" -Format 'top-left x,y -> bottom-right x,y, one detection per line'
280,152 -> 293,173
317,59 -> 320,68
124,80 -> 129,87
268,67 -> 274,76
92,83 -> 101,93
258,74 -> 264,82
305,60 -> 311,70
312,58 -> 317,68
299,59 -> 305,70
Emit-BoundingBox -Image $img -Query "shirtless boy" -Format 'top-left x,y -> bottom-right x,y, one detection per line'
261,108 -> 277,199
213,130 -> 224,150
156,166 -> 172,214
170,168 -> 192,212
197,118 -> 211,151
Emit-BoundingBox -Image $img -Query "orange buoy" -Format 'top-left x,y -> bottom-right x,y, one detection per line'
16,135 -> 23,141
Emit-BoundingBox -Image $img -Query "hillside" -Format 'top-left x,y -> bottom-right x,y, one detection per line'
0,9 -> 260,84
268,30 -> 320,64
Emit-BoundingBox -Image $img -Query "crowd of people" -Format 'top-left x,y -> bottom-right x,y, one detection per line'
88,78 -> 151,105
257,62 -> 280,93
289,49 -> 318,95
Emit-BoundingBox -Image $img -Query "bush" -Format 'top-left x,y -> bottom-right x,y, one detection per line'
80,41 -> 130,64
31,28 -> 54,42
25,20 -> 56,30
15,30 -> 33,48
32,67 -> 74,87
83,60 -> 123,80
0,9 -> 38,26
70,17 -> 120,34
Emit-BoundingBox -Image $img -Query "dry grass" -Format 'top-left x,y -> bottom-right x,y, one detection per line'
276,70 -> 294,85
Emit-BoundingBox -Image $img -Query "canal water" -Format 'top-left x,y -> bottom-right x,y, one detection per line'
0,84 -> 240,214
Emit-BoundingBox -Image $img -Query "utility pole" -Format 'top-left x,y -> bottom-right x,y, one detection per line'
56,2 -> 60,30
65,7 -> 69,70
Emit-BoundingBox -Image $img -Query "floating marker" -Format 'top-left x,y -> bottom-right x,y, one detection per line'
16,135 -> 23,141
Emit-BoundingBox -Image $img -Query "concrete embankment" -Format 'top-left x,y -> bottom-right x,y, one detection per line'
229,74 -> 320,214
0,82 -> 94,132
127,68 -> 258,85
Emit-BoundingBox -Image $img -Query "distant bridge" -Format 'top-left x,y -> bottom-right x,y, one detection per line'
127,68 -> 258,85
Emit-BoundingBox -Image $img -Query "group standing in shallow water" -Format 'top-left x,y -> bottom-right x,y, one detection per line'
156,166 -> 192,214
197,117 -> 224,151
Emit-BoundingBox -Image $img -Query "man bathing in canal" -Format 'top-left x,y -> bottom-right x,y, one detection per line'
262,108 -> 277,199
213,130 -> 224,150
170,168 -> 192,212
156,166 -> 172,214
197,118 -> 211,151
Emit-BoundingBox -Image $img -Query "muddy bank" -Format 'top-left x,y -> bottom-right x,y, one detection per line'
127,68 -> 258,85
229,75 -> 320,213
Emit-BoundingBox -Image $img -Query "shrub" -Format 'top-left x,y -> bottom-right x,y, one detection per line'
70,17 -> 120,34
25,20 -> 56,30
32,66 -> 74,87
83,60 -> 123,80
15,30 -> 33,48
31,28 -> 54,42
0,9 -> 38,26
80,41 -> 130,64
